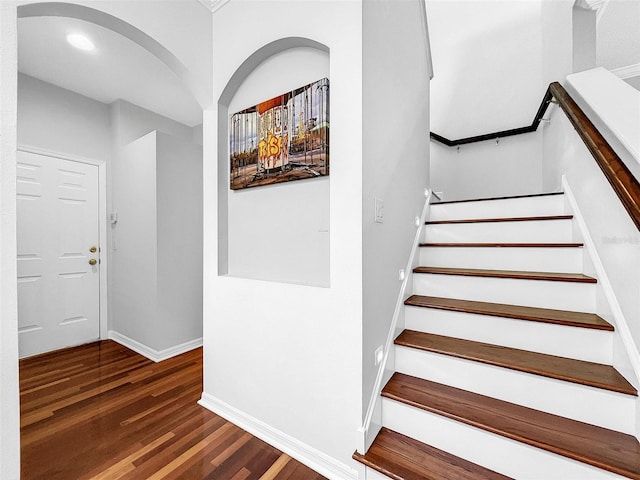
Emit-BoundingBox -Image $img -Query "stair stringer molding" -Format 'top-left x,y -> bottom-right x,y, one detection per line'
357,189 -> 433,454
562,175 -> 640,440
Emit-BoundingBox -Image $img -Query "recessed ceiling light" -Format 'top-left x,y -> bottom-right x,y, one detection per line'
66,33 -> 95,51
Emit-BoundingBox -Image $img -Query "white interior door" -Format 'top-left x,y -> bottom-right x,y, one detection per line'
17,151 -> 100,358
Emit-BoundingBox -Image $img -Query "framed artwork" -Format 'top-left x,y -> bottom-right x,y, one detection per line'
230,77 -> 329,190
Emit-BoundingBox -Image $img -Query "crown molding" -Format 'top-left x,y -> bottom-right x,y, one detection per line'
196,0 -> 231,13
611,63 -> 640,80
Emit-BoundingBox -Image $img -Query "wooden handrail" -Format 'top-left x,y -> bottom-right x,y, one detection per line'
430,81 -> 640,232
550,82 -> 640,231
430,86 -> 553,146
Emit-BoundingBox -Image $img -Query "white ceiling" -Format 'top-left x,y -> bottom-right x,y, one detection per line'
18,16 -> 203,127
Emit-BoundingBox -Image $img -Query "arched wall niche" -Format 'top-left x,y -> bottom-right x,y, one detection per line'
17,1 -> 208,107
217,37 -> 331,286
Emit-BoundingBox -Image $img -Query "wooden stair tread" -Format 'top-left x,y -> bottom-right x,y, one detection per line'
413,266 -> 597,283
426,214 -> 573,225
383,373 -> 640,479
420,242 -> 583,248
395,330 -> 635,395
432,192 -> 564,205
404,295 -> 613,330
353,427 -> 512,480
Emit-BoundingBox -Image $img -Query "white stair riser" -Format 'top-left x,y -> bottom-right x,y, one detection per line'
404,307 -> 613,364
382,398 -> 627,480
429,195 -> 565,221
413,274 -> 596,312
419,246 -> 583,273
394,347 -> 635,434
425,219 -> 573,243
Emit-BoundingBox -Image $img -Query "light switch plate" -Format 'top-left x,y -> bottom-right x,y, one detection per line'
374,198 -> 384,223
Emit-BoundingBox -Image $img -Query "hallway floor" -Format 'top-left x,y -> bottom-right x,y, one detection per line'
20,340 -> 327,480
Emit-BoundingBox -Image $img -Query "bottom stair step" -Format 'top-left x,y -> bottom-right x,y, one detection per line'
383,373 -> 640,479
353,427 -> 511,480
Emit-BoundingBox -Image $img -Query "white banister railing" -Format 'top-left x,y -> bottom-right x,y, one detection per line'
356,189 -> 433,454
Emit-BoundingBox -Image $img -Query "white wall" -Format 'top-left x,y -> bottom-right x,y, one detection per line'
542,103 -> 640,396
227,47 -> 330,286
566,68 -> 640,175
111,99 -> 194,148
18,73 -> 111,161
361,0 -> 430,419
156,132 -> 203,350
426,0 -> 546,200
541,69 -> 640,440
111,132 -> 159,347
543,68 -> 640,194
427,0 -> 543,138
547,70 -> 640,359
203,1 -> 363,477
597,0 -> 640,71
0,4 -> 20,479
430,132 -> 544,201
192,123 -> 203,146
111,130 -> 203,353
572,5 -> 597,72
109,100 -> 204,353
541,0 -> 573,85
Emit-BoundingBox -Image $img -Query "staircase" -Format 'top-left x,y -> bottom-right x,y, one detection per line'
354,192 -> 640,479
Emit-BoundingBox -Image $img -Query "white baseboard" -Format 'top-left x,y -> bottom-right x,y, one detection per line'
108,330 -> 202,363
198,392 -> 359,480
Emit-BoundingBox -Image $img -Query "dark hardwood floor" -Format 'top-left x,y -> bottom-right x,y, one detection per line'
20,340 -> 327,480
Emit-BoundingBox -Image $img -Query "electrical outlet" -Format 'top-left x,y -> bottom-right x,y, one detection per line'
399,269 -> 405,281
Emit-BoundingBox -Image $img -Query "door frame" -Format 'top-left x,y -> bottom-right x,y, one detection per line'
17,144 -> 109,340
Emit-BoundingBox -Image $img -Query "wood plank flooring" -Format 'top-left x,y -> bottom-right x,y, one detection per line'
20,340 -> 327,480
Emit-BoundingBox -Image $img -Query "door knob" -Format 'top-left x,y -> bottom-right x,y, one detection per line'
89,246 -> 97,253
89,259 -> 97,266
